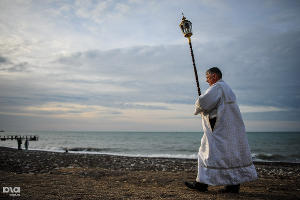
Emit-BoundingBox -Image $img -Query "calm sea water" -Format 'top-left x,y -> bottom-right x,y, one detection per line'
1,131 -> 300,163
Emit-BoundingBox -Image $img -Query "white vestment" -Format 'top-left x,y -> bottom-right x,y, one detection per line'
194,80 -> 257,185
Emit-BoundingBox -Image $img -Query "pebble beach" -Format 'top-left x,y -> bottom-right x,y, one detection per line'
1,147 -> 300,199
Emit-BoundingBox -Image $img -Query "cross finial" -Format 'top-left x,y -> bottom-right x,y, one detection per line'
181,11 -> 186,20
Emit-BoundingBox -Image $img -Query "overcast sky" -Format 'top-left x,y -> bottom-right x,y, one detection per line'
0,0 -> 299,132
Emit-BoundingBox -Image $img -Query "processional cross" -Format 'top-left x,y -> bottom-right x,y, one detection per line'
179,14 -> 201,96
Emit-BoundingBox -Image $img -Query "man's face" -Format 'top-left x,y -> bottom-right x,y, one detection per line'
206,72 -> 219,86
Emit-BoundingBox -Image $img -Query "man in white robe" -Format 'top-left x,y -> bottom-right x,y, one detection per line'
185,67 -> 257,193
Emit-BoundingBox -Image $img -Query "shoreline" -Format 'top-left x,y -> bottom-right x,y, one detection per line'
1,146 -> 300,199
2,146 -> 299,165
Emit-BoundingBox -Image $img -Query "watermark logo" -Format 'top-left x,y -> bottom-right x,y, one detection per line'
2,187 -> 21,197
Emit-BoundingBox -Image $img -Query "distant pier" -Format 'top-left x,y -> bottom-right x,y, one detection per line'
0,135 -> 39,150
0,135 -> 39,141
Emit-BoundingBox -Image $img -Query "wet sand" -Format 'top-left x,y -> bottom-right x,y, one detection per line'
1,147 -> 299,199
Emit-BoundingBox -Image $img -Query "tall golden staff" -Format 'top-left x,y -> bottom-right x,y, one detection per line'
179,14 -> 201,96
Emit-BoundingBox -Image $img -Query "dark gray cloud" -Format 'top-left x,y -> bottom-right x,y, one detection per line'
53,32 -> 300,110
242,110 -> 300,121
7,62 -> 30,72
0,54 -> 30,72
0,55 -> 8,64
50,25 -> 300,123
192,29 -> 300,110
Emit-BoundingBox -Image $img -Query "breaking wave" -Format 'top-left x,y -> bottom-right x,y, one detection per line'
67,147 -> 118,152
253,153 -> 300,163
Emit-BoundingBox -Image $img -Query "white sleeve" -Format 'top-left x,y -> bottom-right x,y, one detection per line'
194,84 -> 222,115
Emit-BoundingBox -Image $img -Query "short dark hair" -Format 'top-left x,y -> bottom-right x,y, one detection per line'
206,67 -> 222,79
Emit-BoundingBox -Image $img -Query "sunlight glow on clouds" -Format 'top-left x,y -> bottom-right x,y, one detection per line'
23,102 -> 112,119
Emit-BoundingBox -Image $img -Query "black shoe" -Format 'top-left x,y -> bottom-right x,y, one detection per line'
219,184 -> 240,194
184,181 -> 208,192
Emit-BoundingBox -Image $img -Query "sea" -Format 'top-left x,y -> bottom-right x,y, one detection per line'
1,131 -> 300,163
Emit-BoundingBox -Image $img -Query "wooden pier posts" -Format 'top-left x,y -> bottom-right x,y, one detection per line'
0,135 -> 39,150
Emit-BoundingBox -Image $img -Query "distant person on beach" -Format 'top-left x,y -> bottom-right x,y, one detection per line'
185,67 -> 257,193
25,139 -> 29,150
17,138 -> 22,150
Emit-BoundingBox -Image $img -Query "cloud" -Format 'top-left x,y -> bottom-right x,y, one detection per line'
0,55 -> 32,72
0,62 -> 31,72
0,55 -> 8,63
0,0 -> 299,131
1,41 -> 299,124
240,105 -> 288,113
